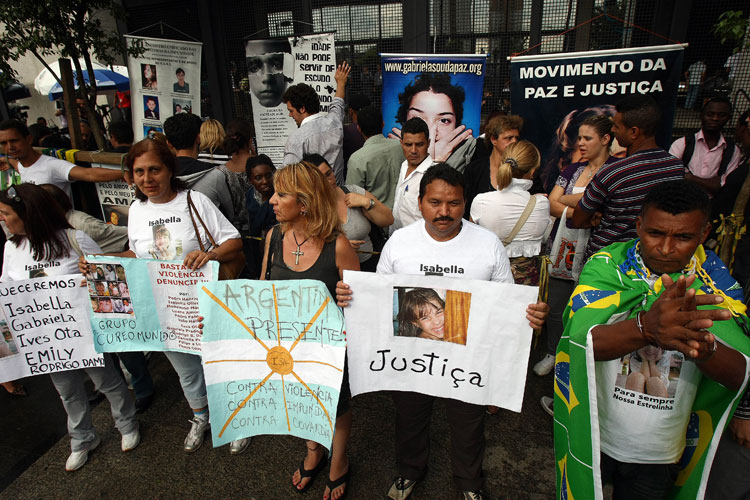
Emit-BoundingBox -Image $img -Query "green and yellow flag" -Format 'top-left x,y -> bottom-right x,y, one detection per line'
554,239 -> 750,500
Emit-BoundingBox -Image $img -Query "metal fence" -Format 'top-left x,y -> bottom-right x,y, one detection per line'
123,0 -> 749,139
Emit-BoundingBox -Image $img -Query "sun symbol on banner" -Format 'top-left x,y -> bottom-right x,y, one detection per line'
201,284 -> 342,438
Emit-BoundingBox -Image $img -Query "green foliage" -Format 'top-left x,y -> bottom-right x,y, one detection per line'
0,0 -> 144,87
712,10 -> 749,53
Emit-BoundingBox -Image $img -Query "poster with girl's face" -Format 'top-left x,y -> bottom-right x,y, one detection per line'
392,287 -> 471,346
381,54 -> 487,161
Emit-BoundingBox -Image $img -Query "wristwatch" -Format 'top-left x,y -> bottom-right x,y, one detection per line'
366,198 -> 375,211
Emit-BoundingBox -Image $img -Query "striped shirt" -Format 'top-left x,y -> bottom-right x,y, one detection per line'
579,148 -> 684,257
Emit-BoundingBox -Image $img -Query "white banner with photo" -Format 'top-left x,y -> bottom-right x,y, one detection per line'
0,275 -> 104,383
245,33 -> 336,166
343,271 -> 538,412
125,35 -> 202,141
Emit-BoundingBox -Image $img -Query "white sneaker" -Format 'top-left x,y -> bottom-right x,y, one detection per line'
541,396 -> 554,416
229,437 -> 251,455
121,429 -> 141,452
387,477 -> 418,500
184,416 -> 209,453
65,435 -> 101,471
533,354 -> 556,376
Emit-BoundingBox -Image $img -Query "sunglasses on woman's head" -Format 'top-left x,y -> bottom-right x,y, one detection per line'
6,186 -> 20,203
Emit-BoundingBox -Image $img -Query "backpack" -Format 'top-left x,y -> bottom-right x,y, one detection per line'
682,133 -> 735,179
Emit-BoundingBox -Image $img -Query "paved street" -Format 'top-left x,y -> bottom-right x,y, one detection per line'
1,348 -> 555,500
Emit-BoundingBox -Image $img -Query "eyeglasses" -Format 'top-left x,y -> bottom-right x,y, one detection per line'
6,186 -> 21,203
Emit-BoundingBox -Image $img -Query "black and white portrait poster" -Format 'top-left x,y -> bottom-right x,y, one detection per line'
245,33 -> 336,166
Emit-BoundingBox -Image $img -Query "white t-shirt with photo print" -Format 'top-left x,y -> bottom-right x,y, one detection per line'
127,190 -> 240,260
1,230 -> 101,281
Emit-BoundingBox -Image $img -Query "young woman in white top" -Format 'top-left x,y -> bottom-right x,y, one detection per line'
535,115 -> 615,381
79,139 -> 244,454
0,183 -> 139,471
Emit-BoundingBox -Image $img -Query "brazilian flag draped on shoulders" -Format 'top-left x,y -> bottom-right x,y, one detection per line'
554,239 -> 750,500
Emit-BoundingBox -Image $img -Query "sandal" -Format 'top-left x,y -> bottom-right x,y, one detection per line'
324,466 -> 351,500
293,448 -> 328,494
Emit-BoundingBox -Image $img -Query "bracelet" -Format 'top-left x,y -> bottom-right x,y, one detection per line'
635,311 -> 648,340
694,339 -> 718,364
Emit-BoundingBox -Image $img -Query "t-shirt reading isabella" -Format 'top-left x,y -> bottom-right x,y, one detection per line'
1,230 -> 101,280
127,190 -> 239,260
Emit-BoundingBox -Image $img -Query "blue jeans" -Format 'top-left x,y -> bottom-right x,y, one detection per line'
163,351 -> 207,409
685,84 -> 700,110
50,353 -> 138,452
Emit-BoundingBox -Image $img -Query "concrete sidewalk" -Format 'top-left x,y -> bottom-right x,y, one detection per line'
1,351 -> 555,499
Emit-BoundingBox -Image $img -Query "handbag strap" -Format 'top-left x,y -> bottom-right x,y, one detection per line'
264,225 -> 282,281
66,229 -> 84,257
186,190 -> 217,252
502,194 -> 537,246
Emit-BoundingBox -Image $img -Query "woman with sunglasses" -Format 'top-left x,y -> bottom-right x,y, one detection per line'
0,183 -> 139,471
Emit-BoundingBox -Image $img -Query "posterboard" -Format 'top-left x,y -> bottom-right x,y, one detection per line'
93,163 -> 136,226
85,256 -> 217,354
199,279 -> 345,450
380,54 -> 486,162
245,33 -> 336,166
125,35 -> 203,141
0,275 -> 104,383
343,271 -> 538,412
510,44 -> 685,191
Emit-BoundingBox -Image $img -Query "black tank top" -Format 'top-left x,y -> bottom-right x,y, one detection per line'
266,225 -> 339,298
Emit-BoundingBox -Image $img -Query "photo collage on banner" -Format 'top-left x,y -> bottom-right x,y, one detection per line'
343,271 -> 538,412
0,275 -> 104,383
125,35 -> 202,141
380,54 -> 487,164
199,279 -> 346,450
510,44 -> 685,191
245,33 -> 336,166
86,256 -> 217,355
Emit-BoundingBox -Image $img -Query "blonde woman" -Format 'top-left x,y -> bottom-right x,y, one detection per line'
260,163 -> 359,500
470,140 -> 550,284
198,118 -> 230,165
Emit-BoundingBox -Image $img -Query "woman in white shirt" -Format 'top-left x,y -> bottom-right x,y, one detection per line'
0,184 -> 139,471
80,139 -> 244,454
470,140 -> 550,284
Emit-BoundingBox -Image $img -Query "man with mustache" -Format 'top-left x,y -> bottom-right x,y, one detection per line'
391,117 -> 433,234
336,163 -> 549,500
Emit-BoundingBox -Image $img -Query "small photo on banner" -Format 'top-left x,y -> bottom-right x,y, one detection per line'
392,287 -> 470,345
84,263 -> 134,318
199,279 -> 345,451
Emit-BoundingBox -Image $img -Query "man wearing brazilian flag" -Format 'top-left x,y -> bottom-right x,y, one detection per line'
554,179 -> 750,500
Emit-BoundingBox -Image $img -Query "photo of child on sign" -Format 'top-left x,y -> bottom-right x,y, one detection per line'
393,287 -> 471,345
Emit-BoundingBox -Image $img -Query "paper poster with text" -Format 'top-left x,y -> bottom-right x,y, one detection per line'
85,256 -> 217,354
0,275 -> 104,383
199,280 -> 345,450
380,53 -> 486,162
125,35 -> 202,141
343,271 -> 537,411
93,163 -> 136,226
510,44 -> 684,191
245,33 -> 336,166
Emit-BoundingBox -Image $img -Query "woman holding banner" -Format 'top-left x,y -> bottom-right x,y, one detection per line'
260,162 -> 359,500
0,183 -> 140,471
78,139 -> 243,454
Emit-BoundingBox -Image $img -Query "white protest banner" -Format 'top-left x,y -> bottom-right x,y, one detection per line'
199,279 -> 345,450
125,35 -> 202,141
245,33 -> 336,165
93,163 -> 136,226
0,275 -> 104,383
85,256 -> 217,354
344,271 -> 537,412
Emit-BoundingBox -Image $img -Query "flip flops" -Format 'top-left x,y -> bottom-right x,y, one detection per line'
293,453 -> 328,494
325,466 -> 351,500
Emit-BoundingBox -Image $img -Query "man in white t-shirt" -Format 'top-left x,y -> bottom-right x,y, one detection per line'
336,164 -> 548,500
391,117 -> 433,234
0,120 -> 123,199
